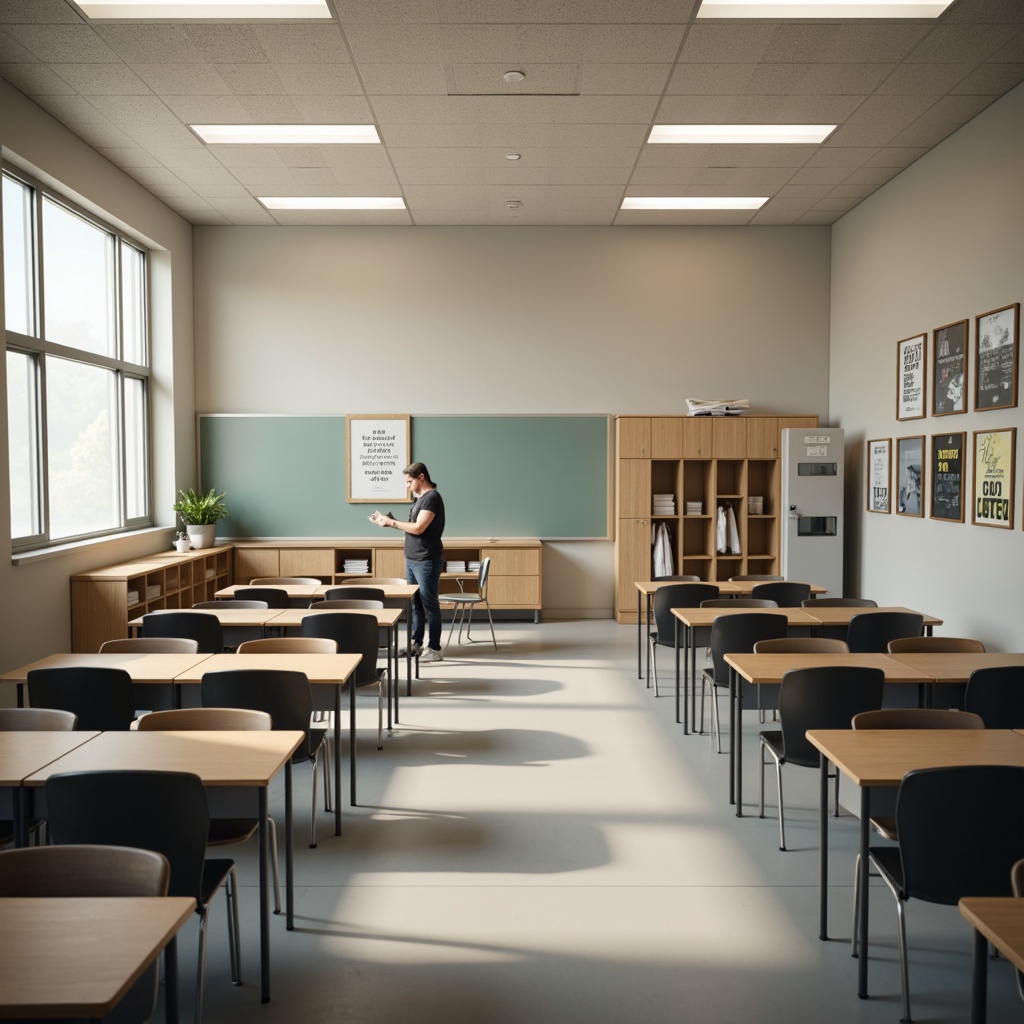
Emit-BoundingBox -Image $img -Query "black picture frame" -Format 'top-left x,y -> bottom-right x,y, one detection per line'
932,320 -> 967,416
974,303 -> 1020,412
930,432 -> 965,523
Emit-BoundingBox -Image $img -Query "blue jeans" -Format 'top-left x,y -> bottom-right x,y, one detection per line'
406,556 -> 443,651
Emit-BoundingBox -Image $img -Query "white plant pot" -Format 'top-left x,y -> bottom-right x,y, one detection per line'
186,524 -> 216,550
174,538 -> 191,553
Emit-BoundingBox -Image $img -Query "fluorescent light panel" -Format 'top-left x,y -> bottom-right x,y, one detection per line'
696,0 -> 952,17
77,0 -> 332,17
621,197 -> 768,210
650,124 -> 836,145
192,125 -> 379,145
259,197 -> 406,210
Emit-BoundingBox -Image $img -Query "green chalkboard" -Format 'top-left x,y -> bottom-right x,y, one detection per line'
199,415 -> 609,539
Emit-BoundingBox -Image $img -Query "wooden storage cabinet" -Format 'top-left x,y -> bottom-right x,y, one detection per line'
71,546 -> 233,652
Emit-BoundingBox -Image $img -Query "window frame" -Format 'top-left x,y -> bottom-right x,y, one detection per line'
4,164 -> 152,552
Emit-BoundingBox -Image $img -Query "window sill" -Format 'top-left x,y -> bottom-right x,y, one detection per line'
11,527 -> 173,566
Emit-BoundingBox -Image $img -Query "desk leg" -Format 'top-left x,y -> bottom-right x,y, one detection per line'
674,617 -> 681,727
733,668 -> 744,814
259,787 -> 270,1003
408,601 -> 416,691
164,935 -> 179,1024
349,673 -> 357,808
285,761 -> 294,931
691,630 -> 699,733
637,589 -> 643,680
971,926 -> 988,1024
13,789 -> 28,848
857,786 -> 870,998
645,595 -> 653,689
335,685 -> 343,835
16,682 -> 24,708
388,623 -> 396,732
819,756 -> 829,940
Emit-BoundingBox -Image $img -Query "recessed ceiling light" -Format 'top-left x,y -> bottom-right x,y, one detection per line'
258,197 -> 406,210
191,124 -> 379,145
505,153 -> 522,161
75,0 -> 332,17
649,124 -> 836,145
696,0 -> 952,17
503,70 -> 526,84
621,197 -> 768,210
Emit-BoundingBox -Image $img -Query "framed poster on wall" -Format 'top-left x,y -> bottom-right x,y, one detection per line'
972,427 -> 1015,529
867,438 -> 891,513
897,334 -> 927,421
896,435 -> 925,517
346,414 -> 411,503
932,320 -> 967,416
974,304 -> 1019,411
930,432 -> 965,523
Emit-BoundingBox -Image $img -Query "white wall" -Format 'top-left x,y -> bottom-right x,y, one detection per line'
0,80 -> 195,670
831,83 -> 1024,650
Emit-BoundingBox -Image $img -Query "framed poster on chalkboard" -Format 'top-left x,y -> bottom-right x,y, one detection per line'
932,320 -> 967,416
346,414 -> 411,503
974,304 -> 1019,411
896,436 -> 925,518
930,432 -> 965,523
972,428 -> 1015,529
867,438 -> 891,513
897,334 -> 927,420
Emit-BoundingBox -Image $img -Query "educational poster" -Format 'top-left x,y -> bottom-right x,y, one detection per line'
896,435 -> 924,517
972,428 -> 1015,529
897,334 -> 927,420
932,320 -> 967,416
346,414 -> 411,503
867,438 -> 890,513
930,433 -> 964,523
974,304 -> 1019,411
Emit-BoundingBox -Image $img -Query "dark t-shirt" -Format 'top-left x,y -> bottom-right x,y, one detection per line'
405,488 -> 445,561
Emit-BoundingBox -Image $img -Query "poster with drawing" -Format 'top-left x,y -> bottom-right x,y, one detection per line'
930,433 -> 964,523
867,438 -> 891,513
897,334 -> 927,420
896,435 -> 924,517
974,304 -> 1019,411
972,428 -> 1015,529
932,320 -> 967,416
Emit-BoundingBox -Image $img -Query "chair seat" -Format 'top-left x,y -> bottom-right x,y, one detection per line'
759,729 -> 783,759
199,856 -> 236,906
208,819 -> 259,846
869,845 -> 905,897
447,593 -> 483,604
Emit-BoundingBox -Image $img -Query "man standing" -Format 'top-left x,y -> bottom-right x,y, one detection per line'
370,462 -> 445,662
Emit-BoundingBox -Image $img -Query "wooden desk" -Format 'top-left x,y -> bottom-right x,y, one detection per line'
959,896 -> 1024,1024
26,729 -> 303,1004
0,895 -> 195,1022
799,605 -> 943,633
805,729 -> 1024,997
724,654 -> 932,816
0,731 -> 100,847
175,653 -> 362,831
128,607 -> 282,635
887,651 -> 1024,683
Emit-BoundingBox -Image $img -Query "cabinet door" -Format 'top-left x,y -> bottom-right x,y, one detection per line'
234,547 -> 280,582
485,547 -> 540,575
374,548 -> 406,578
682,418 -> 712,458
616,518 -> 651,611
489,576 -> 541,607
650,418 -> 683,458
712,418 -> 747,458
617,417 -> 650,458
746,418 -> 779,458
617,459 -> 651,518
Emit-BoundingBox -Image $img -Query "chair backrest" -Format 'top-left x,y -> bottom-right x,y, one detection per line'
803,598 -> 878,608
852,708 -> 984,730
653,583 -> 721,638
750,581 -> 812,607
323,587 -> 385,603
709,613 -> 788,686
754,637 -> 849,654
339,577 -> 406,585
730,574 -> 784,581
895,765 -> 1024,904
141,610 -> 224,653
0,843 -> 169,898
701,598 -> 778,608
887,636 -> 986,653
45,770 -> 211,901
193,599 -> 268,610
653,575 -> 700,582
314,599 -> 384,609
99,637 -> 200,654
300,612 -> 380,686
0,706 -> 78,730
964,666 -> 1024,728
137,707 -> 272,731
236,636 -> 337,654
778,666 -> 886,766
249,577 -> 322,585
476,557 -> 491,595
234,587 -> 291,608
27,666 -> 136,731
845,611 -> 923,653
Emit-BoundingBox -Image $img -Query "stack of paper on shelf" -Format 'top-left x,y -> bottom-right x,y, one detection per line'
685,398 -> 749,416
652,493 -> 676,515
446,561 -> 466,573
343,559 -> 369,573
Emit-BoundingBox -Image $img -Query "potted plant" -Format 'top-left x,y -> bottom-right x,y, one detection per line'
171,487 -> 228,550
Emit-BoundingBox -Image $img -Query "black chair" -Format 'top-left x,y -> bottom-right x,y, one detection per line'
235,587 -> 291,608
750,581 -> 811,607
758,666 -> 885,850
27,666 -> 136,730
701,612 -> 788,750
194,600 -> 269,650
142,610 -> 224,653
647,582 -> 720,696
803,598 -> 878,607
730,574 -> 784,581
846,611 -> 924,653
1012,859 -> 1024,1003
0,844 -> 170,1024
964,665 -> 1024,727
200,668 -> 331,848
45,770 -> 241,1024
867,765 -> 1024,1023
323,586 -> 385,603
653,574 -> 700,582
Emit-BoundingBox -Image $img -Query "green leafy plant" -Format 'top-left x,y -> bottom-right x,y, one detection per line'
172,487 -> 228,526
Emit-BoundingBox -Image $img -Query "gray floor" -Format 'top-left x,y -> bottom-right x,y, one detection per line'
171,620 -> 1021,1023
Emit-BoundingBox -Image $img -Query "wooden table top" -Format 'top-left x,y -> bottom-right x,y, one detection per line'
0,652 -> 213,686
805,729 -> 1024,787
672,607 -> 818,628
215,582 -> 420,599
887,652 -> 1024,683
799,605 -> 943,628
269,607 -> 403,629
23,730 -> 304,788
0,731 -> 100,786
636,579 -> 827,597
129,608 -> 283,630
725,652 -> 933,685
173,651 -> 362,685
0,896 -> 195,1019
959,898 -> 1024,973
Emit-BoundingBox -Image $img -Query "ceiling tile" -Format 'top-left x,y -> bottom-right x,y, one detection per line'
0,0 -> 84,24
668,62 -> 894,96
373,94 -> 657,125
943,0 -> 1024,23
273,63 -> 363,95
436,0 -> 697,22
635,143 -> 814,168
875,62 -> 978,94
182,26 -> 269,65
841,165 -> 903,187
263,208 -> 413,225
334,0 -> 442,22
449,63 -> 580,94
656,93 -> 862,122
49,63 -> 150,96
288,95 -> 374,120
161,95 -> 257,123
579,63 -> 673,95
907,23 -> 1020,63
389,145 -> 641,169
788,166 -> 853,185
358,63 -> 449,95
86,94 -> 181,126
630,166 -> 794,187
343,25 -> 446,62
91,25 -> 199,64
0,62 -> 76,95
32,93 -> 111,124
0,29 -> 37,63
118,122 -> 206,148
94,146 -> 162,168
951,62 -> 1024,93
129,64 -> 233,96
803,147 -> 875,168
862,146 -> 929,166
251,24 -> 352,63
237,95 -> 304,121
3,24 -> 119,63
616,209 -> 756,225
885,93 -> 1000,147
763,23 -> 930,63
396,164 -> 630,186
214,64 -> 287,96
988,29 -> 1024,62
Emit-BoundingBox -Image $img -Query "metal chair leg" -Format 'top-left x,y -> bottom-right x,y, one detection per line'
775,756 -> 786,850
310,756 -> 319,849
196,908 -> 208,1024
226,867 -> 241,985
269,817 -> 281,915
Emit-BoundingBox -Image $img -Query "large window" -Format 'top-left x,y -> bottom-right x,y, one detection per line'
3,167 -> 151,549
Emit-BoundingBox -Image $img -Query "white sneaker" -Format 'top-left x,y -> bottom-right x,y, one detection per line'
399,642 -> 423,657
419,647 -> 443,663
